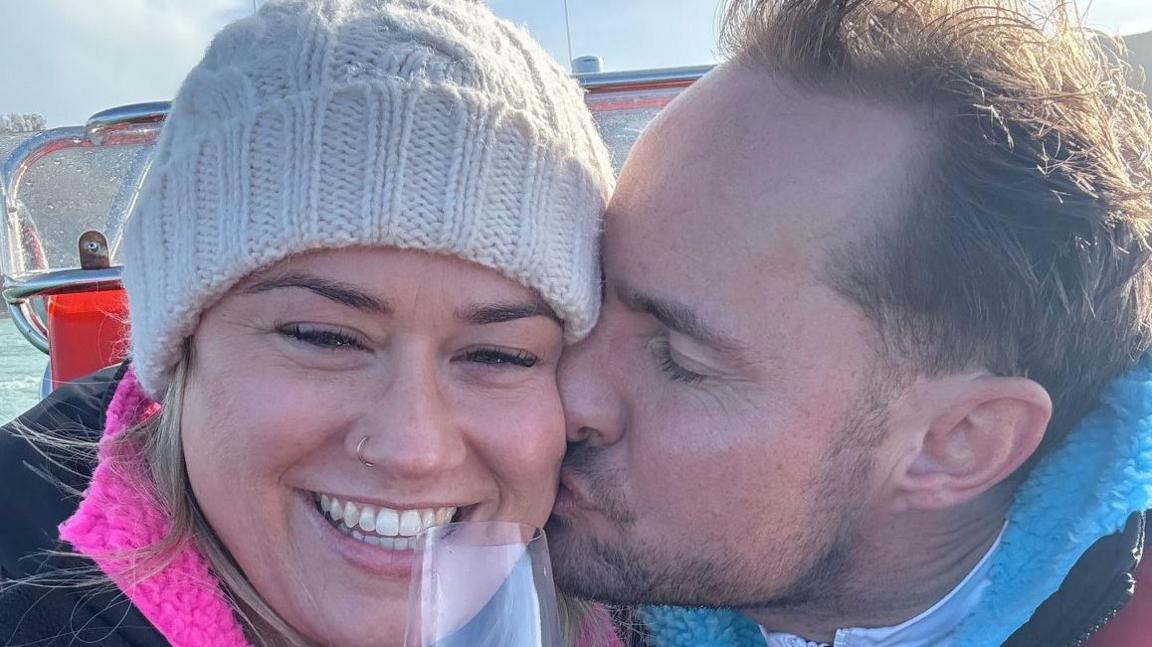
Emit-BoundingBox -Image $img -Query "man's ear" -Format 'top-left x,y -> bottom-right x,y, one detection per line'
889,375 -> 1052,512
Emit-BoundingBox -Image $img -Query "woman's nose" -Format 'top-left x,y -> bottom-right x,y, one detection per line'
350,360 -> 466,478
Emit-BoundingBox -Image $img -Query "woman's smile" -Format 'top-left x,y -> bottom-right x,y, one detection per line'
298,489 -> 470,579
315,492 -> 459,549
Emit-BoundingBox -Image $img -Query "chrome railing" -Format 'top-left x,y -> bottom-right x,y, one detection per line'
2,267 -> 123,353
2,103 -> 165,353
576,64 -> 711,91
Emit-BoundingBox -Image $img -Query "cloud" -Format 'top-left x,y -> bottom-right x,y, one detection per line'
1085,0 -> 1152,35
0,0 -> 249,126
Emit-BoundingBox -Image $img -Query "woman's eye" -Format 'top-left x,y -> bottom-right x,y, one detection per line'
651,336 -> 706,385
459,348 -> 539,368
278,324 -> 366,350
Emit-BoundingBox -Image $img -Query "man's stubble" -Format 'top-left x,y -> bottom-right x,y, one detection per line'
548,389 -> 890,610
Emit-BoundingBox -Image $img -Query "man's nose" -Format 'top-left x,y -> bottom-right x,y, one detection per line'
558,326 -> 627,447
351,359 -> 466,477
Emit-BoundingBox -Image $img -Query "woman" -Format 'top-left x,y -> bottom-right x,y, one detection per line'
0,0 -> 617,645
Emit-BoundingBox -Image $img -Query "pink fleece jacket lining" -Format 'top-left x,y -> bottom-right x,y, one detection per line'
57,368 -> 621,647
58,369 -> 251,646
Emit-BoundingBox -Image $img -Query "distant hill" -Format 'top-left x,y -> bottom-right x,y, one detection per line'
1125,30 -> 1152,99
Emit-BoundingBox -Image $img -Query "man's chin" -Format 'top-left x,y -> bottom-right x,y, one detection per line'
546,514 -> 632,601
546,515 -> 837,610
544,513 -> 590,568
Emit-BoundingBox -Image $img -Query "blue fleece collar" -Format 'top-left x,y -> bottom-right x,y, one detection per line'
641,357 -> 1152,647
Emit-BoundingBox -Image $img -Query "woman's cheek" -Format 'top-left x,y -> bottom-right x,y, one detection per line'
474,393 -> 566,483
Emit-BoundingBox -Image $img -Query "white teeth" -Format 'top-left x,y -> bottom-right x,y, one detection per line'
314,493 -> 456,547
358,507 -> 376,532
351,529 -> 383,546
380,536 -> 413,550
328,497 -> 344,522
376,507 -> 400,536
399,510 -> 422,535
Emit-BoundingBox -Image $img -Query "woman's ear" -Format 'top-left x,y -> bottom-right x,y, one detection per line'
889,375 -> 1052,512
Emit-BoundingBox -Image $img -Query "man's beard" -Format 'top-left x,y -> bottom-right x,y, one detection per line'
547,390 -> 890,611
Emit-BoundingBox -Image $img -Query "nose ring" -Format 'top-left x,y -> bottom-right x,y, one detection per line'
356,435 -> 375,468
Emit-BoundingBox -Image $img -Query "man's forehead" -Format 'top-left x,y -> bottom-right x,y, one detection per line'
615,64 -> 927,248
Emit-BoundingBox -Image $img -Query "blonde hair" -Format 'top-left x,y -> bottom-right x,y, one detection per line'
112,347 -> 309,645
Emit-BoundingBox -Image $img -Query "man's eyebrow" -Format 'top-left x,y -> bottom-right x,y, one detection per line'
243,272 -> 390,314
618,285 -> 747,356
459,298 -> 562,326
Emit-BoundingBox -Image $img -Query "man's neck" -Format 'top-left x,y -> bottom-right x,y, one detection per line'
743,504 -> 1007,644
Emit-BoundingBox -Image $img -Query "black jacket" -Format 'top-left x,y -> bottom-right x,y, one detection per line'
1,367 -> 1146,646
0,363 -> 166,646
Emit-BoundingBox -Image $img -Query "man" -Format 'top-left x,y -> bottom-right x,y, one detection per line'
548,0 -> 1152,645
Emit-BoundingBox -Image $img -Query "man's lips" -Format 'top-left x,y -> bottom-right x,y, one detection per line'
555,471 -> 598,514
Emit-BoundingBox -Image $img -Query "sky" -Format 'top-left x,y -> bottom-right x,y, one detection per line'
2,0 -> 1151,127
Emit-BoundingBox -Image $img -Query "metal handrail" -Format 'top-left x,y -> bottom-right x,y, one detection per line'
90,105 -> 167,259
2,104 -> 165,353
85,102 -> 168,145
2,267 -> 124,353
3,266 -> 123,301
2,127 -> 91,213
577,65 -> 711,92
1,104 -> 168,255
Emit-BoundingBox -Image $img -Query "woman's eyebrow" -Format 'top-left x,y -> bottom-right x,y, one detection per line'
242,272 -> 391,314
458,298 -> 561,325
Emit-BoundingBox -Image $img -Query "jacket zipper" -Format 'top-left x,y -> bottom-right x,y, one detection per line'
1066,592 -> 1129,647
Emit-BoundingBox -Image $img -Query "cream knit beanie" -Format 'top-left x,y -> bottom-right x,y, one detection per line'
122,0 -> 613,395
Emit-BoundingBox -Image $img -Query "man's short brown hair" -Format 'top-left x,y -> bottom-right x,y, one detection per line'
720,0 -> 1152,451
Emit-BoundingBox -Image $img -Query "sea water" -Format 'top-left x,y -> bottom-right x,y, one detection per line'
0,322 -> 47,423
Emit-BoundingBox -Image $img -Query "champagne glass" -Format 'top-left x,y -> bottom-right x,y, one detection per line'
404,521 -> 563,647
